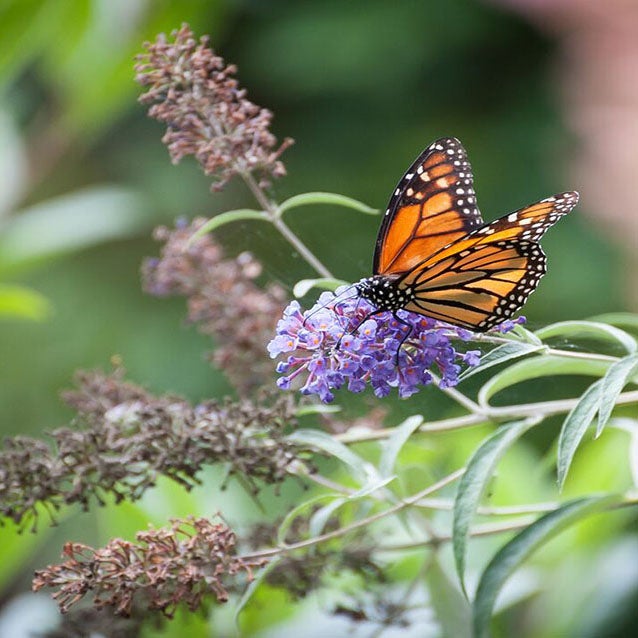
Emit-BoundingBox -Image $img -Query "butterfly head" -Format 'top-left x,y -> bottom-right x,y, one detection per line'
355,275 -> 414,312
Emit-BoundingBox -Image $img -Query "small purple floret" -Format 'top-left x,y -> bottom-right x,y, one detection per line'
268,287 -> 521,402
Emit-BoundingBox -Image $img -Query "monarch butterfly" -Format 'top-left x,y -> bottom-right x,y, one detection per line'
355,137 -> 579,331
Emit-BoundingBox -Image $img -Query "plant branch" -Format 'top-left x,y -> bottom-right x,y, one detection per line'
334,390 -> 638,445
240,170 -> 333,278
242,468 -> 464,561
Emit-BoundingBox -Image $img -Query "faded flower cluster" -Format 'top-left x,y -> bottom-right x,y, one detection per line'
142,219 -> 287,395
33,517 -> 266,617
135,24 -> 293,190
0,369 -> 299,529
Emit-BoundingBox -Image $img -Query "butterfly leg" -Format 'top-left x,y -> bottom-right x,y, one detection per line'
392,312 -> 413,366
334,308 -> 385,352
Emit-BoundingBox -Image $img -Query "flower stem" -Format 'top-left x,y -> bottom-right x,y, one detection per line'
240,170 -> 333,278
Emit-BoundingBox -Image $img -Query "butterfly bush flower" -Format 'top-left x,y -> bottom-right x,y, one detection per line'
268,288 -> 495,402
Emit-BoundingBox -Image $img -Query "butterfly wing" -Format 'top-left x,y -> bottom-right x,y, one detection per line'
374,137 -> 484,277
398,192 -> 579,330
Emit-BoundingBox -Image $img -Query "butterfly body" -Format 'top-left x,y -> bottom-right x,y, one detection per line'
355,275 -> 415,312
359,137 -> 579,331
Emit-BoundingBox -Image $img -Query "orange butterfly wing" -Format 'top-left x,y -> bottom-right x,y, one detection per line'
398,192 -> 579,330
373,137 -> 483,276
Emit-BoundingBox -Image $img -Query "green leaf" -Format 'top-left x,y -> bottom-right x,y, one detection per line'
588,313 -> 638,333
478,355 -> 611,408
596,354 -> 638,437
0,0 -> 77,87
610,418 -> 638,487
557,380 -> 603,490
473,495 -> 619,638
453,421 -> 532,594
0,514 -> 56,590
278,191 -> 377,216
295,403 -> 342,416
509,324 -> 543,345
286,429 -> 371,485
188,209 -> 268,242
234,557 -> 282,628
0,110 -> 28,218
0,186 -> 150,275
308,497 -> 348,537
426,556 -> 472,638
535,320 -> 637,354
378,415 -> 423,478
277,493 -> 340,545
293,277 -> 350,298
308,475 -> 396,537
459,342 -> 545,382
0,284 -> 51,321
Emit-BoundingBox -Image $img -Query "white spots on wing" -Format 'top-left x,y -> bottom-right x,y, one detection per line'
405,172 -> 414,180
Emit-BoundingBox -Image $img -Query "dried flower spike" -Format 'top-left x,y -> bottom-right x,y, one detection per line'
0,369 -> 300,530
142,219 -> 287,394
33,517 -> 267,617
135,23 -> 293,190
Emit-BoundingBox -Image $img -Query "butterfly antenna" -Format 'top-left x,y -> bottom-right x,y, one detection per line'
301,284 -> 358,328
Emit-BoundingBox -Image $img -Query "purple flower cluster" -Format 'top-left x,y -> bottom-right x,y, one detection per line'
268,288 -> 513,402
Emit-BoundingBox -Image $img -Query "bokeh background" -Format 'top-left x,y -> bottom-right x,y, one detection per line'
0,1 -> 636,636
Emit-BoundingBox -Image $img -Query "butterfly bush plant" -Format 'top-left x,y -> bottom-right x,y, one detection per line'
8,24 -> 637,638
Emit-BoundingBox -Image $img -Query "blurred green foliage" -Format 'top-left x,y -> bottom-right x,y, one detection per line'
0,1 -> 632,636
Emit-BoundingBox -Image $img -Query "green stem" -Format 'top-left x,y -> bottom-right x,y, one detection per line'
240,170 -> 333,278
242,468 -> 464,561
334,389 -> 638,444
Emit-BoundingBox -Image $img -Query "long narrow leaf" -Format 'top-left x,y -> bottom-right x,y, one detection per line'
234,557 -> 281,628
378,415 -> 424,478
459,342 -> 545,383
610,418 -> 638,488
426,556 -> 472,638
0,284 -> 51,321
277,494 -> 340,545
478,355 -> 610,408
557,380 -> 603,490
596,354 -> 638,437
473,495 -> 619,638
278,191 -> 377,216
286,429 -> 372,485
453,421 -> 533,594
293,277 -> 349,298
535,320 -> 637,354
588,313 -> 638,333
188,209 -> 268,241
308,476 -> 397,537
